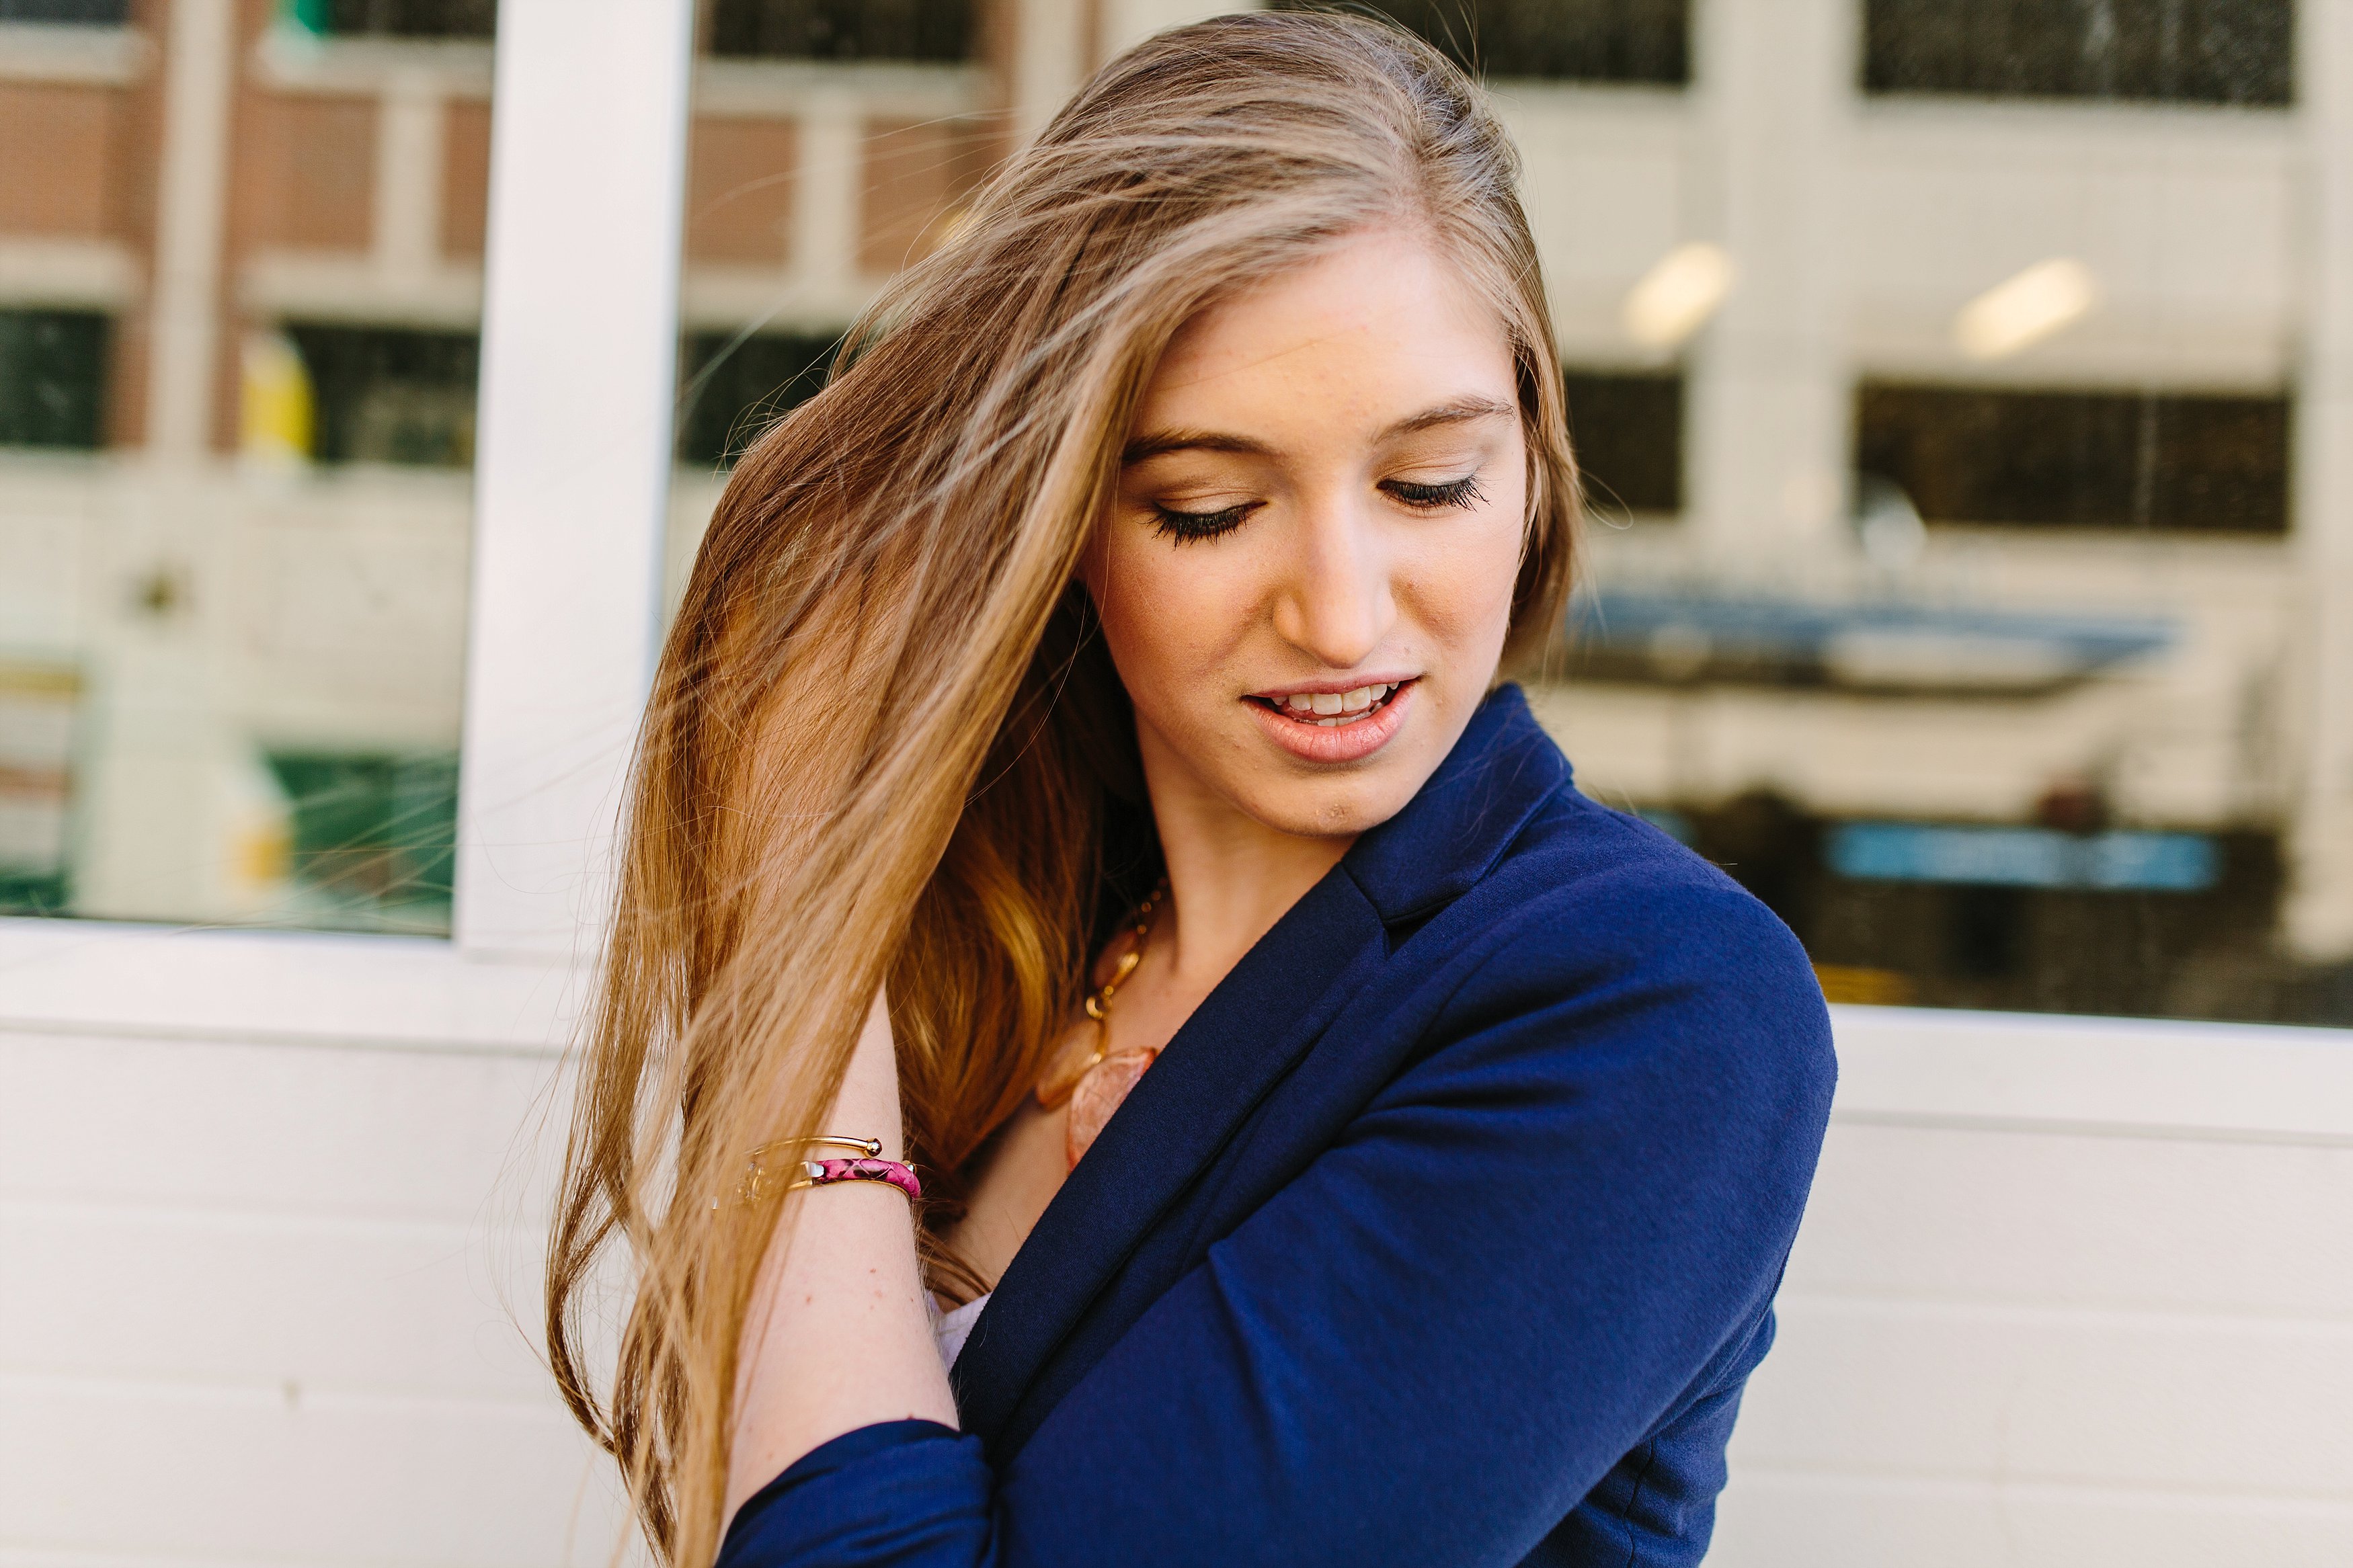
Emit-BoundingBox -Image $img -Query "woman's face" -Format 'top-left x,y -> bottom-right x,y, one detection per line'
1085,225 -> 1530,842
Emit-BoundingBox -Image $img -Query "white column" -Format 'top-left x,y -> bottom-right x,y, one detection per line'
1682,0 -> 1851,573
144,0 -> 237,460
374,69 -> 446,280
1010,0 -> 1090,147
2285,0 -> 2353,959
793,91 -> 863,293
456,0 -> 695,956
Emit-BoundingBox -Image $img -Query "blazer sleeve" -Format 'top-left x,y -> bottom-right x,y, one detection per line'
720,872 -> 1837,1568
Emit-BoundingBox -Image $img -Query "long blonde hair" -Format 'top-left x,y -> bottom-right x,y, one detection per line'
545,11 -> 1579,1561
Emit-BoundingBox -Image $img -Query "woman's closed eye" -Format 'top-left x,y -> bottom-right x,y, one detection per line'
1149,471 -> 1488,542
1382,472 -> 1486,511
1150,499 -> 1259,542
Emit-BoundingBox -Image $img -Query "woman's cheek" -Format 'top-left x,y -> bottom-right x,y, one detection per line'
1404,518 -> 1521,657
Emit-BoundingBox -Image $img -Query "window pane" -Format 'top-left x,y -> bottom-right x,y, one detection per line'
666,1 -> 989,601
709,0 -> 974,63
653,2 -> 2350,1030
1863,0 -> 2294,106
1529,0 -> 2348,1027
1273,0 -> 1689,85
0,2 -> 491,931
1564,369 -> 1683,516
1856,383 -> 2290,534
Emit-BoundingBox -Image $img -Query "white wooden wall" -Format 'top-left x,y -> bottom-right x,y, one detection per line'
0,930 -> 629,1565
3,926 -> 2348,1565
1718,1012 -> 2353,1567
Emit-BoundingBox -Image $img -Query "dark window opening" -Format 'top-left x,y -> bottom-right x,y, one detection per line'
265,751 -> 458,932
284,324 -> 479,468
1663,790 -> 2348,1024
1563,368 -> 1682,515
1863,0 -> 2292,106
0,0 -> 130,21
1271,0 -> 1688,85
290,0 -> 496,38
1856,382 -> 2289,534
677,330 -> 840,468
0,311 -> 110,451
708,0 -> 974,63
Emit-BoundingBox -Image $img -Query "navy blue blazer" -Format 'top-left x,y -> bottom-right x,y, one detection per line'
721,684 -> 1836,1567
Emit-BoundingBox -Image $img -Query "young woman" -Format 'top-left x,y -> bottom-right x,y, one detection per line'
546,13 -> 1834,1567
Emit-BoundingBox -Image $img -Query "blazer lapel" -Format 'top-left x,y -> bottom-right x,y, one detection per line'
949,685 -> 1570,1449
951,868 -> 1389,1445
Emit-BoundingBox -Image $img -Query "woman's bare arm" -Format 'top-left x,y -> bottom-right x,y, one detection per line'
724,992 -> 958,1521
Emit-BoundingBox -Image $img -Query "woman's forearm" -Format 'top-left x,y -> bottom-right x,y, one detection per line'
724,992 -> 959,1522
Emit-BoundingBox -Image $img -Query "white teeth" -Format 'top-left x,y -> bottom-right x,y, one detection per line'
1317,715 -> 1341,727
1269,682 -> 1403,720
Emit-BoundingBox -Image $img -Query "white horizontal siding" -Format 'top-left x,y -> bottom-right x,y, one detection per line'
0,1021 -> 629,1565
3,966 -> 2350,1564
1714,1110 -> 2353,1567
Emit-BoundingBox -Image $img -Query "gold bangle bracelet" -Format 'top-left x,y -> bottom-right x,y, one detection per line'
730,1134 -> 885,1206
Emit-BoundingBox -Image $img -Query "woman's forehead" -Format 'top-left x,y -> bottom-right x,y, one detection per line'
1133,231 -> 1515,440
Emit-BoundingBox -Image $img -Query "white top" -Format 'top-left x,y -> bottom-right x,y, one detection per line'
931,1291 -> 992,1371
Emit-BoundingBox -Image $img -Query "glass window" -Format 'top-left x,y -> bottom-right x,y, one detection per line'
286,1 -> 496,39
709,0 -> 974,63
0,0 -> 492,930
0,2 -> 130,22
1564,368 -> 1683,517
1863,0 -> 2294,106
653,0 -> 2351,1032
668,0 -> 988,596
1273,0 -> 1689,85
1856,383 -> 2290,534
1529,1 -> 2349,1028
677,329 -> 836,469
0,310 -> 110,448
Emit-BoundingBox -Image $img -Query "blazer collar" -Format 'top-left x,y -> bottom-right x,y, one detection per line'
951,684 -> 1570,1452
1341,682 -> 1569,925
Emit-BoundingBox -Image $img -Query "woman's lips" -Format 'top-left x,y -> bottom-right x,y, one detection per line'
1244,677 -> 1417,764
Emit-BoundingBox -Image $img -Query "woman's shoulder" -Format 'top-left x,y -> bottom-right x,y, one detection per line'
1417,780 -> 1837,1111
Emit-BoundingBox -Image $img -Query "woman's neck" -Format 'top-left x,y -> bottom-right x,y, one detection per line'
1136,725 -> 1355,992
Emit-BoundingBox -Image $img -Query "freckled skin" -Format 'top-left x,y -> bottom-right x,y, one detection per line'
1082,225 -> 1529,841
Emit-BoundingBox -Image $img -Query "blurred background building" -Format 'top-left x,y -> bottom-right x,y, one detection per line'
4,0 -> 2349,1028
4,4 -> 2350,1566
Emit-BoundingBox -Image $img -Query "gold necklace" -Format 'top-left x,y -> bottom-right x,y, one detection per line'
1035,880 -> 1166,1169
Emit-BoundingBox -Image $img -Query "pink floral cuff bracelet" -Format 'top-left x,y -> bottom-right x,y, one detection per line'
787,1157 -> 922,1202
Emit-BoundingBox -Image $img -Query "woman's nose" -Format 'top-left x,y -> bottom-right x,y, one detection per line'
1270,493 -> 1395,669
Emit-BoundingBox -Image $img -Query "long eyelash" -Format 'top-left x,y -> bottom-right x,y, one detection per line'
1386,475 -> 1486,511
1150,502 -> 1253,542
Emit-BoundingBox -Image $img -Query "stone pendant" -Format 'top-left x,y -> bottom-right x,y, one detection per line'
1064,1045 -> 1159,1169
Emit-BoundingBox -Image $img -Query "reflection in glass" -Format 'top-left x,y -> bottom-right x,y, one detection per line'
1273,0 -> 1689,85
0,1 -> 489,930
1864,0 -> 2294,105
1857,384 -> 2290,534
647,1 -> 2352,1028
668,0 -> 988,604
709,0 -> 973,64
1562,368 -> 1682,518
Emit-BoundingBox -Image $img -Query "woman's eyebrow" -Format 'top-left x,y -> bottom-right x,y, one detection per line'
1121,396 -> 1515,465
1121,429 -> 1273,463
1379,395 -> 1517,440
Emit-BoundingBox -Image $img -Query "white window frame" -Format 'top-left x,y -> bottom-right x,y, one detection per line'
0,0 -> 695,1050
0,0 -> 2348,1130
